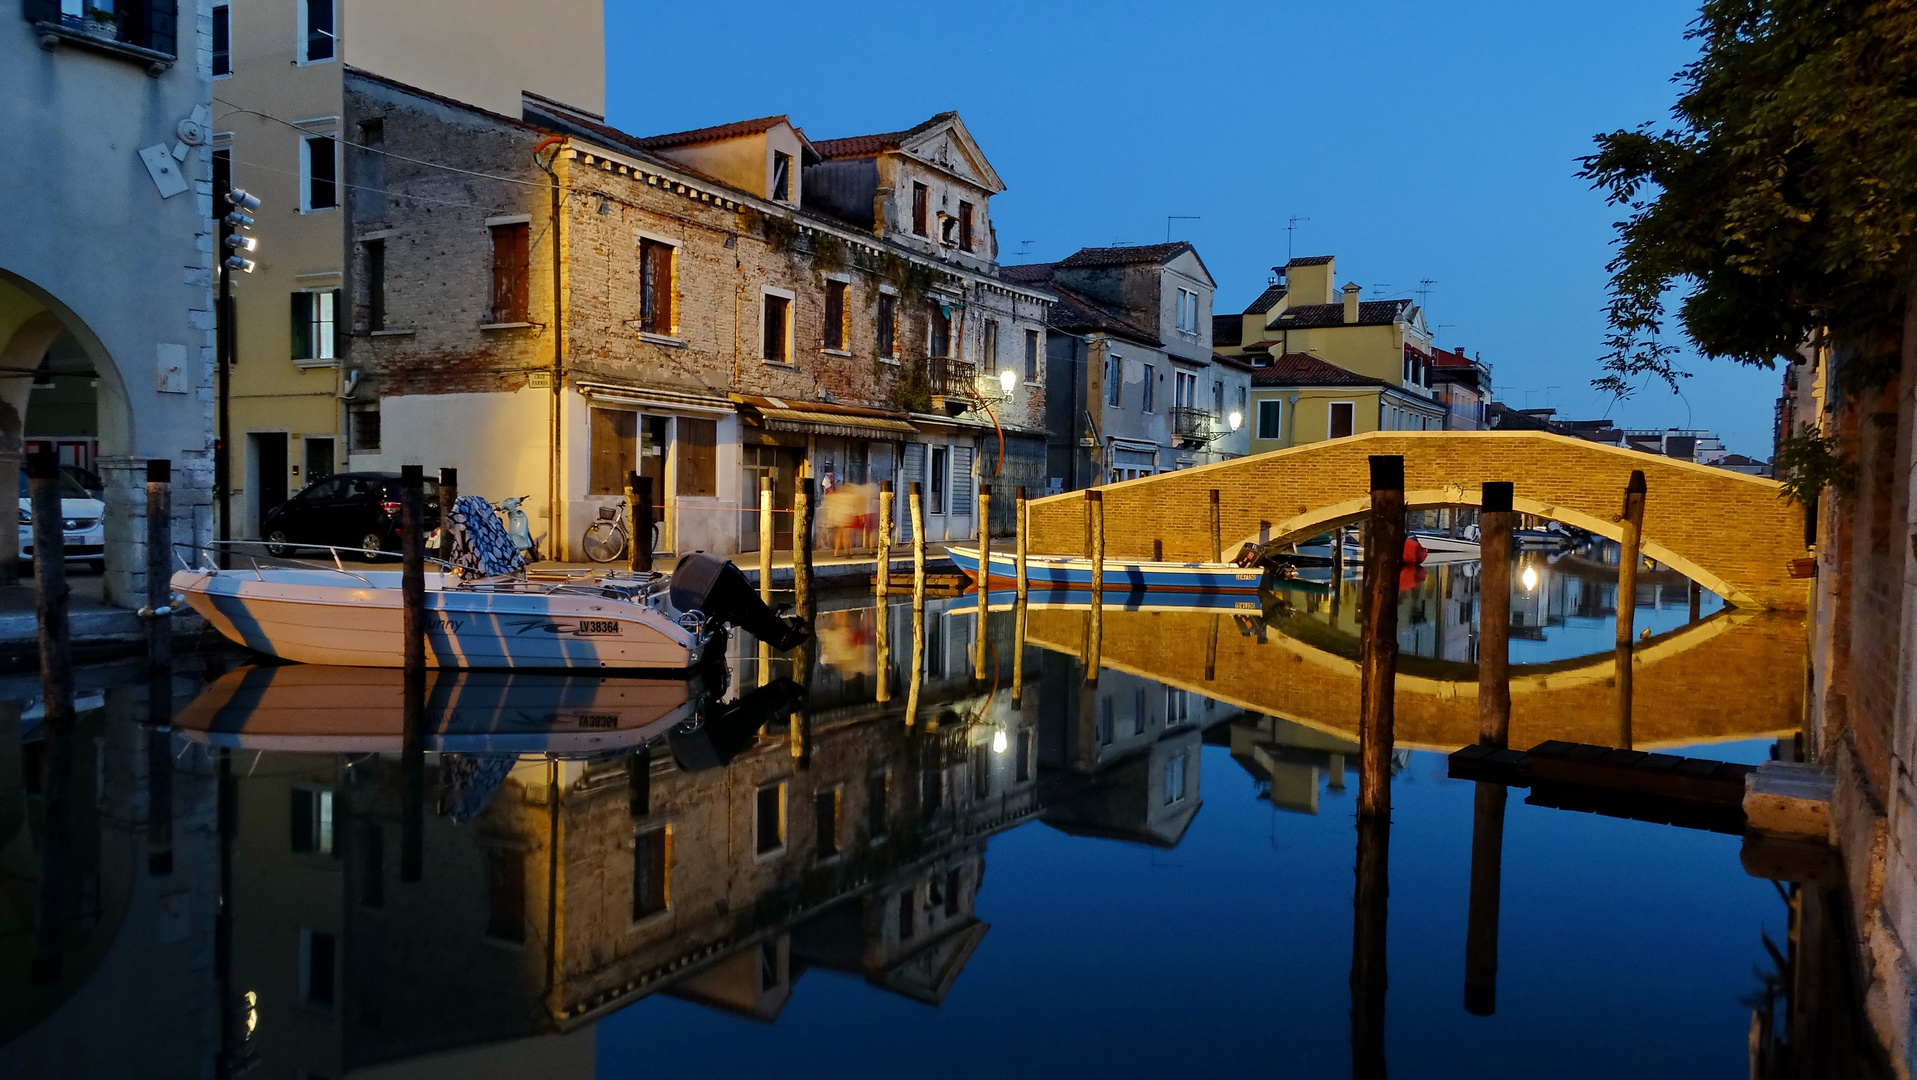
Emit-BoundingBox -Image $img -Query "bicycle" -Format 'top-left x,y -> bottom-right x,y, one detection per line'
581,500 -> 663,564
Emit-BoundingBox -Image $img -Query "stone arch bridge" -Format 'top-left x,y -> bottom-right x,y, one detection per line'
1023,430 -> 1809,610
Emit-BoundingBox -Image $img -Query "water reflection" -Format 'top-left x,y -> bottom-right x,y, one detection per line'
0,575 -> 1887,1078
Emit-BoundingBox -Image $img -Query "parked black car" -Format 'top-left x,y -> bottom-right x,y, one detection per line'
261,472 -> 441,561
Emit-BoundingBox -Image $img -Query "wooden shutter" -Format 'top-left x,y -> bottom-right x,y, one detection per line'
675,417 -> 716,497
650,242 -> 673,333
949,446 -> 974,516
143,0 -> 178,56
492,223 -> 529,323
290,292 -> 313,359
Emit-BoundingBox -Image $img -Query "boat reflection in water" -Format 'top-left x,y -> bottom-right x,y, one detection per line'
0,582 -> 1892,1079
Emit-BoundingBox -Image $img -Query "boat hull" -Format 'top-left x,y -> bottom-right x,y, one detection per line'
174,568 -> 709,670
947,546 -> 1266,593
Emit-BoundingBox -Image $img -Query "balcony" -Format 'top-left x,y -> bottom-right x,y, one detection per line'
923,355 -> 978,415
1171,405 -> 1216,446
31,4 -> 178,71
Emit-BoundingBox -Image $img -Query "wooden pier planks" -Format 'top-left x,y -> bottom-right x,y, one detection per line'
1449,740 -> 1756,834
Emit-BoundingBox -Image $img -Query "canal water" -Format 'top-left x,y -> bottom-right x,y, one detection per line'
0,539 -> 1863,1078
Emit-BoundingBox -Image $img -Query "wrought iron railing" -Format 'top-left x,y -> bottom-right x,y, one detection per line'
924,356 -> 978,399
1171,406 -> 1216,438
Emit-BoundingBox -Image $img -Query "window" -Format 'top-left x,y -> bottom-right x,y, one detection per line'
1132,687 -> 1147,736
1096,696 -> 1114,746
823,279 -> 847,351
1214,380 -> 1225,416
350,405 -> 380,452
911,182 -> 929,236
1329,401 -> 1356,439
490,222 -> 531,323
358,822 -> 382,908
1175,371 -> 1197,410
633,826 -> 669,920
1257,399 -> 1282,440
290,788 -> 335,855
1025,328 -> 1040,382
676,417 -> 717,497
639,239 -> 674,335
1015,729 -> 1031,783
760,941 -> 781,991
487,848 -> 526,941
1164,752 -> 1189,804
362,239 -> 385,331
814,788 -> 839,858
771,151 -> 792,202
877,293 -> 898,358
756,782 -> 785,854
302,135 -> 337,211
300,929 -> 337,1006
1142,364 -> 1156,413
929,446 -> 948,515
762,292 -> 791,363
867,772 -> 888,839
290,290 -> 339,361
983,319 -> 999,373
300,0 -> 335,63
1176,288 -> 1198,333
1237,385 -> 1248,417
589,408 -> 638,496
958,201 -> 974,251
1106,356 -> 1122,407
928,304 -> 950,357
211,4 -> 230,76
898,890 -> 915,940
1166,689 -> 1190,726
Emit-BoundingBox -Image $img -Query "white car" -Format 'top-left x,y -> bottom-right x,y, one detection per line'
18,468 -> 106,572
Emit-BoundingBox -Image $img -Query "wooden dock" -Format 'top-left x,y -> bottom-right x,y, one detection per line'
1449,740 -> 1756,834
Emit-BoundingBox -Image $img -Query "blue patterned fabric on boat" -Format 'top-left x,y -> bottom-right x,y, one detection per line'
447,494 -> 524,577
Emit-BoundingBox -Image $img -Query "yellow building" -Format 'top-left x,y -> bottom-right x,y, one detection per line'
215,0 -> 604,537
1214,255 -> 1443,450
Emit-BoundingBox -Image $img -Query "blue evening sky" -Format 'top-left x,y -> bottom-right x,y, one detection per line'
605,1 -> 1782,458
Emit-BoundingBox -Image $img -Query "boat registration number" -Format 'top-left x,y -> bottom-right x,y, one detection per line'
576,619 -> 621,635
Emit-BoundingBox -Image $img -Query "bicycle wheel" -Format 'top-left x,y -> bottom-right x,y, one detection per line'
581,520 -> 625,563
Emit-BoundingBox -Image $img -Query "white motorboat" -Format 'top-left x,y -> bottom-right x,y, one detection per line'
1409,530 -> 1482,558
173,550 -> 807,671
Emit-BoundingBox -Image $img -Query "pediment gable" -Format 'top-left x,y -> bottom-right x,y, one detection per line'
899,115 -> 1005,193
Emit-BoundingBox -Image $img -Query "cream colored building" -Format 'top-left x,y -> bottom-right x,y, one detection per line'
215,0 -> 603,537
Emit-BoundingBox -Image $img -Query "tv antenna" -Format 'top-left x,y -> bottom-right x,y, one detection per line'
1017,240 -> 1035,259
1415,279 -> 1437,308
1166,215 -> 1200,243
1286,215 -> 1310,260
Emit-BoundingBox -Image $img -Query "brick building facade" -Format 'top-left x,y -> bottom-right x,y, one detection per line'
338,71 -> 1050,560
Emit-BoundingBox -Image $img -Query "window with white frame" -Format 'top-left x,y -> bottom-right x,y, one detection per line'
1175,288 -> 1198,333
302,134 -> 338,211
298,0 -> 335,64
1164,751 -> 1189,804
212,4 -> 231,76
1256,399 -> 1282,440
291,290 -> 338,362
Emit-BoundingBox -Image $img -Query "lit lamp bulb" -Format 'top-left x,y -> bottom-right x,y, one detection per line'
1228,410 -> 1243,431
992,728 -> 1008,754
1521,565 -> 1539,592
999,367 -> 1017,396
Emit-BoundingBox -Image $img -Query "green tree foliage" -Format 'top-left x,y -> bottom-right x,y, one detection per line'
1580,0 -> 1917,397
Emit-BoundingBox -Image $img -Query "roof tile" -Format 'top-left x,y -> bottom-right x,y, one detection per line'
1250,353 -> 1386,388
1274,299 -> 1412,329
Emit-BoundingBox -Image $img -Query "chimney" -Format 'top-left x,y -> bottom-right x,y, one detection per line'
1342,282 -> 1361,324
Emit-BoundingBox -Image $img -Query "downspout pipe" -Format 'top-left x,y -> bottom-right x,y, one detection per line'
534,136 -> 565,560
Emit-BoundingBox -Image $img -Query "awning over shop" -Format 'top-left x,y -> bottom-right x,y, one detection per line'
733,394 -> 917,440
577,380 -> 734,414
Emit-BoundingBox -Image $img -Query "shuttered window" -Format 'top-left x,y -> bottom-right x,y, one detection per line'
823,279 -> 847,351
639,239 -> 673,335
490,223 -> 530,323
877,293 -> 897,358
949,446 -> 974,516
675,417 -> 717,497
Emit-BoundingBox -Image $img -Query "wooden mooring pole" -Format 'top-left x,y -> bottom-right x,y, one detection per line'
400,464 -> 426,883
1464,781 -> 1508,1016
627,473 -> 654,573
1478,481 -> 1513,747
908,481 -> 927,609
1688,578 -> 1701,623
875,598 -> 892,705
759,476 -> 774,686
975,484 -> 990,681
145,459 -> 174,876
1209,488 -> 1222,563
795,477 -> 815,616
1014,485 -> 1029,604
1615,470 -> 1646,750
1359,456 -> 1404,821
28,450 -> 73,983
1086,489 -> 1104,686
877,480 -> 894,599
437,467 -> 457,563
1350,814 -> 1390,1077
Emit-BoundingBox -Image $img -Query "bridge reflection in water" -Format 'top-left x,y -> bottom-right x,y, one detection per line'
0,581 -> 1873,1079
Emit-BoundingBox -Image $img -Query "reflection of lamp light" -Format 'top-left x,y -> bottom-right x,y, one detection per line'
992,728 -> 1008,754
1228,410 -> 1243,431
1000,367 -> 1017,396
1521,565 -> 1539,591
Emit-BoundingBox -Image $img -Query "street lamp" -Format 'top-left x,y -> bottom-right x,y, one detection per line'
1521,565 -> 1539,591
217,187 -> 262,563
999,367 -> 1016,397
1228,410 -> 1243,432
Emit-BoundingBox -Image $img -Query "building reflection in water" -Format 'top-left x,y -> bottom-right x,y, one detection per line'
0,581 -> 1892,1078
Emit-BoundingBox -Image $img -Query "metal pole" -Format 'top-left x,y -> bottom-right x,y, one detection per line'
145,459 -> 174,876
216,265 -> 232,568
1359,455 -> 1404,821
1615,470 -> 1646,749
1477,481 -> 1513,748
634,474 -> 654,573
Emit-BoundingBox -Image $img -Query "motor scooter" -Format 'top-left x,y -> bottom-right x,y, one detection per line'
495,496 -> 539,563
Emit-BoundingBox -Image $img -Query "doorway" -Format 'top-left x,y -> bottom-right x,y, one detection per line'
303,436 -> 335,490
249,432 -> 288,536
740,444 -> 801,552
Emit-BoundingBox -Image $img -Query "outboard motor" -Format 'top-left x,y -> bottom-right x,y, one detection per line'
670,552 -> 810,651
668,678 -> 806,772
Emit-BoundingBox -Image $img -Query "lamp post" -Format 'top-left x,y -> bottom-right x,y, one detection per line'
978,366 -> 1018,479
216,188 -> 260,564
